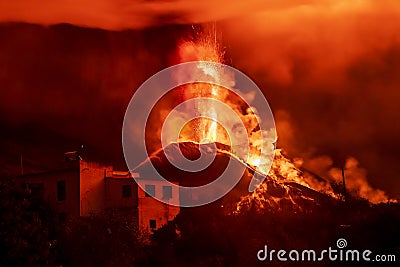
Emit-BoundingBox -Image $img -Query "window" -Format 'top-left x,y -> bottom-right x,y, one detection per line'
149,219 -> 156,229
162,186 -> 172,199
57,180 -> 66,201
122,184 -> 132,198
145,184 -> 155,197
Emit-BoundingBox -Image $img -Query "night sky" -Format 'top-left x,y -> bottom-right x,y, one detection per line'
0,0 -> 399,197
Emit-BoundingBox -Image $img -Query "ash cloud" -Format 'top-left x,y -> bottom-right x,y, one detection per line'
218,0 -> 400,197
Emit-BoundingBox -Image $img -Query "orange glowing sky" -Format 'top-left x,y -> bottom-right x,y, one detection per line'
0,0 -> 398,30
0,0 -> 399,197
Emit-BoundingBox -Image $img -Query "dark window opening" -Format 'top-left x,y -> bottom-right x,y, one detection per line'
162,186 -> 172,199
57,180 -> 66,201
145,184 -> 155,197
122,184 -> 132,198
149,219 -> 156,229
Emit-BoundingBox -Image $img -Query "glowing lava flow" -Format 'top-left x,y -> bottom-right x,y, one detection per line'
192,52 -> 221,143
177,38 -> 230,145
176,36 -> 276,177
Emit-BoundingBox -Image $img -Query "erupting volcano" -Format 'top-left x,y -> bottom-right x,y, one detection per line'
156,30 -> 277,177
129,28 -> 347,211
131,27 -> 392,210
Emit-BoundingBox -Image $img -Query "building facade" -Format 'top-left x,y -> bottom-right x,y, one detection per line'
16,159 -> 180,231
136,179 -> 180,231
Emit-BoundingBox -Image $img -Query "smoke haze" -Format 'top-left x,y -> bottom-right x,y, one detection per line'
0,0 -> 399,198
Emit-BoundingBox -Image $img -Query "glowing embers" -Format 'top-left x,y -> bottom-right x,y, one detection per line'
178,117 -> 231,146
